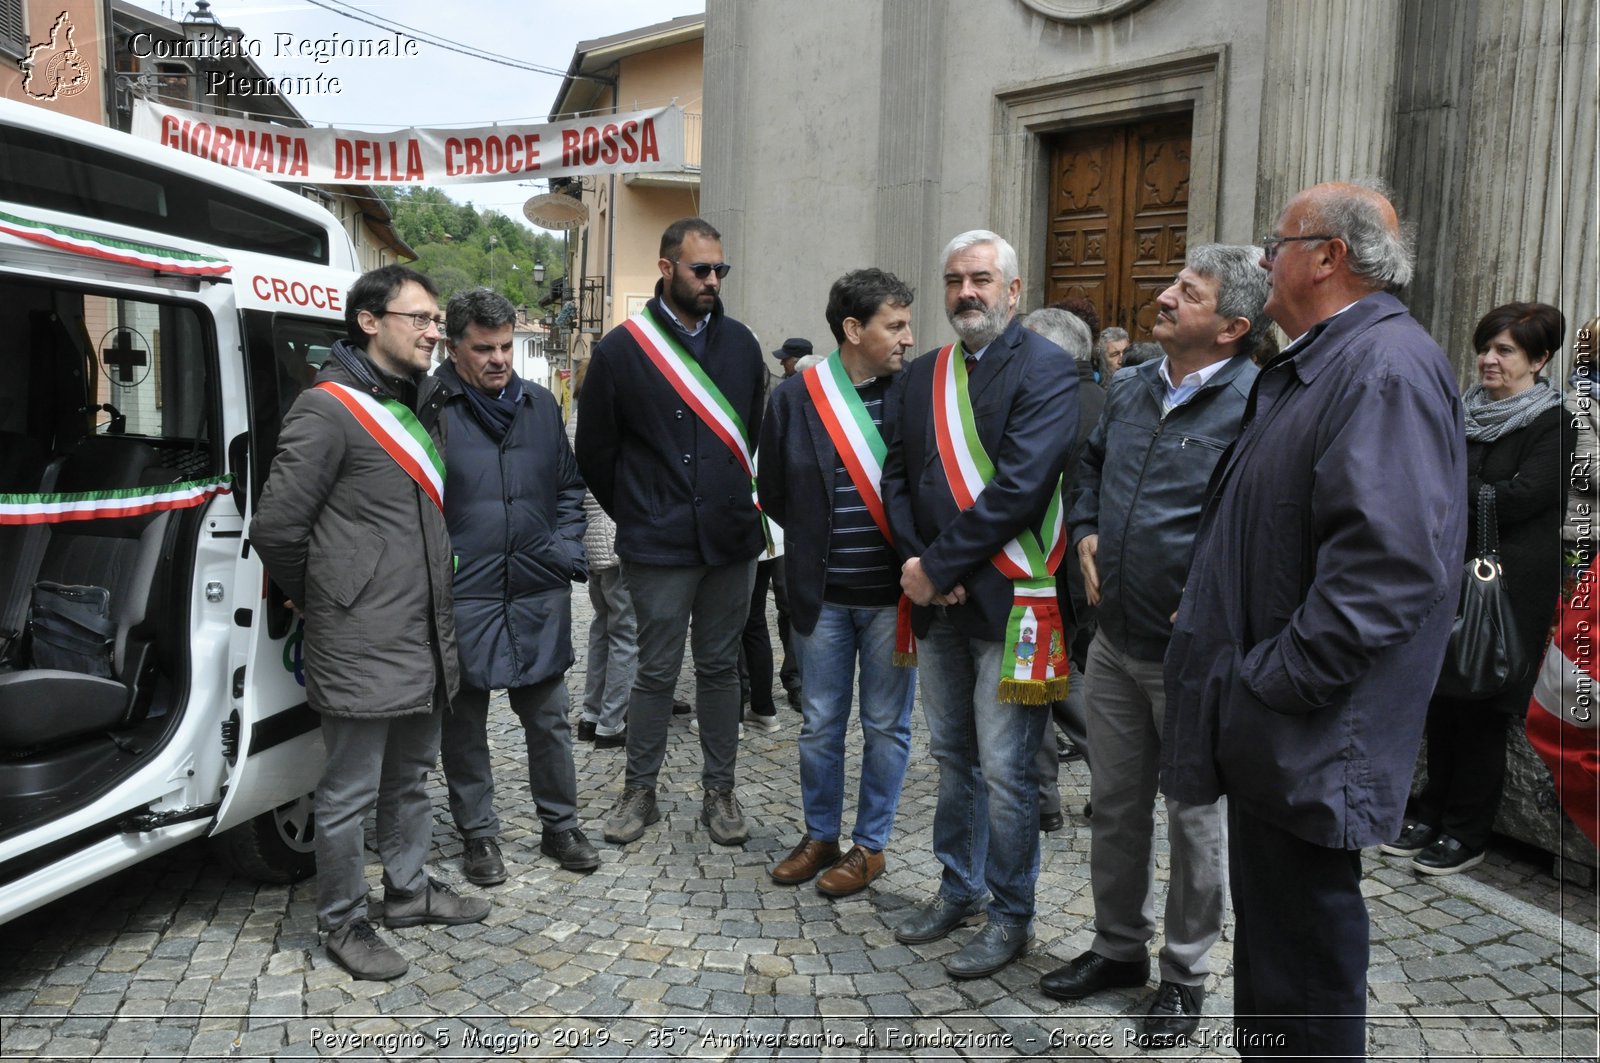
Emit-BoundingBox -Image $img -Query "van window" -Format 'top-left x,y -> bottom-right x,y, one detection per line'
0,124 -> 328,264
0,279 -> 217,486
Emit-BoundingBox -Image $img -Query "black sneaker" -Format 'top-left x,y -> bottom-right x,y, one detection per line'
1380,818 -> 1438,857
576,719 -> 597,742
540,827 -> 601,872
672,699 -> 692,716
1412,834 -> 1485,876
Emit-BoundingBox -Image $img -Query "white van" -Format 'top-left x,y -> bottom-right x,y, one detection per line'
0,98 -> 359,923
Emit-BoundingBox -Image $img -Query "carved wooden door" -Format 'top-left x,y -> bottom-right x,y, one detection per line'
1045,114 -> 1192,339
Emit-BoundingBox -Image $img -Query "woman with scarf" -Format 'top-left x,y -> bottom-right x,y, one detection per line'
1384,302 -> 1575,875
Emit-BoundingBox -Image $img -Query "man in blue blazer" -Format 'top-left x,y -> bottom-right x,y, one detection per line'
882,230 -> 1077,978
758,269 -> 919,899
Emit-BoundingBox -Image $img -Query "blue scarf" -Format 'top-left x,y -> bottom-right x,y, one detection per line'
441,360 -> 523,441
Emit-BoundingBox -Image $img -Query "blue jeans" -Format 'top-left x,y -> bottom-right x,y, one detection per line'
918,614 -> 1049,926
792,603 -> 916,851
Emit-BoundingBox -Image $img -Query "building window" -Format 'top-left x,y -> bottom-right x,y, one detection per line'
0,1 -> 27,61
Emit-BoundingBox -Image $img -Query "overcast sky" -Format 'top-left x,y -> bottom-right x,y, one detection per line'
124,0 -> 706,221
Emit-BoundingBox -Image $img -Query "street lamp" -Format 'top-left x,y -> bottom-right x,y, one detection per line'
533,262 -> 546,284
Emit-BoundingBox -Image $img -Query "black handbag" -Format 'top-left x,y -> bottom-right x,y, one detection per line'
1434,484 -> 1529,699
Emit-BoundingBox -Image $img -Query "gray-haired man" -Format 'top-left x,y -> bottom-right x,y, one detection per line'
1041,245 -> 1269,1046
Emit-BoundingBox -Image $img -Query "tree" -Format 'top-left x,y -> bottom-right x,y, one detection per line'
378,187 -> 564,308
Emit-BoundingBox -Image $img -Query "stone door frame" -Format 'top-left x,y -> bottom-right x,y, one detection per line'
991,45 -> 1227,309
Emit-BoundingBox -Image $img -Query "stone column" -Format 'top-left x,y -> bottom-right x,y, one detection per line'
874,0 -> 947,317
1254,0 -> 1404,236
700,0 -> 748,317
1449,0 -> 1596,373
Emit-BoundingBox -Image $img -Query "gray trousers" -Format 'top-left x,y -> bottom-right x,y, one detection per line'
622,559 -> 756,792
582,565 -> 637,737
1035,656 -> 1089,817
1084,630 -> 1227,985
441,677 -> 578,838
315,705 -> 441,931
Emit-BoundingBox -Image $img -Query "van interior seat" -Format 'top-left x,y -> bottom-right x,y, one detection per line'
0,436 -> 181,752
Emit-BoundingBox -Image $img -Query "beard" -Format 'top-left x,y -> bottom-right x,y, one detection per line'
669,271 -> 716,317
947,296 -> 1011,350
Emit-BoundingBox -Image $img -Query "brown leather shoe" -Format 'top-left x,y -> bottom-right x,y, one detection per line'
770,837 -> 840,884
816,845 -> 885,897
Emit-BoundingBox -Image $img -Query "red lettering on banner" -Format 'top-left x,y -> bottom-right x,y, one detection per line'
463,138 -> 483,175
562,128 -> 580,166
160,114 -> 180,149
581,126 -> 600,166
619,121 -> 638,162
599,124 -> 618,164
334,138 -> 354,180
524,132 -> 541,171
639,118 -> 659,162
484,136 -> 504,174
445,138 -> 462,176
289,138 -> 309,177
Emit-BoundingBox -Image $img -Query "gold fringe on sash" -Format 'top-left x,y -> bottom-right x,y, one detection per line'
997,674 -> 1071,705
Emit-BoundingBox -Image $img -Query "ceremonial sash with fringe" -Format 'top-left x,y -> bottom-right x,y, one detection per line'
801,351 -> 917,664
625,306 -> 770,550
932,342 -> 1069,704
315,382 -> 445,512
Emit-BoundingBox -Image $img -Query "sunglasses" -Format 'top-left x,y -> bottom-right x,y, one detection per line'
675,260 -> 732,280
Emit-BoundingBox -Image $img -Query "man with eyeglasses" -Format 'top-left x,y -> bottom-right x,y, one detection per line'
255,265 -> 489,982
1161,182 -> 1465,1057
576,217 -> 767,848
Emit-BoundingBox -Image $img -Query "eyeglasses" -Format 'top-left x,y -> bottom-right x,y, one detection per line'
1259,234 -> 1337,263
377,308 -> 447,331
675,260 -> 732,279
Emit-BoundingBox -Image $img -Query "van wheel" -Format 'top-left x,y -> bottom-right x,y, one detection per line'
216,793 -> 317,883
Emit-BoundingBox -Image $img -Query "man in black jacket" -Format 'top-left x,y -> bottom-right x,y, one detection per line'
882,230 -> 1076,979
1040,245 -> 1267,1043
575,218 -> 766,848
436,289 -> 597,885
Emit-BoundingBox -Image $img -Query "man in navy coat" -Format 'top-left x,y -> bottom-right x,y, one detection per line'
1162,183 -> 1466,1057
576,218 -> 766,850
882,230 -> 1076,979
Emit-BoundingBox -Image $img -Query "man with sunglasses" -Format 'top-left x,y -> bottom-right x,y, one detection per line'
1161,182 -> 1465,1056
576,217 -> 767,849
255,265 -> 489,982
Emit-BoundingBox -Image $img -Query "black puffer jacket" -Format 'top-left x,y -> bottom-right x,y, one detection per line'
436,361 -> 587,692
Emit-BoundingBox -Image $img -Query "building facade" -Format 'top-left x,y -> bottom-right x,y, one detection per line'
548,13 -> 705,365
702,0 -> 1596,379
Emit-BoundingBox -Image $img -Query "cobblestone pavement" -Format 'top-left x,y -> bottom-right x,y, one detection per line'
2,597 -> 1597,1061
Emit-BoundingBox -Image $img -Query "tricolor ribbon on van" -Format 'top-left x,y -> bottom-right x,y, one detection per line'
0,474 -> 234,525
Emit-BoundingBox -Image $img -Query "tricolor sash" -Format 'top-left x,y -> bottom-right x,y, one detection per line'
802,351 -> 917,664
314,382 -> 445,512
624,307 -> 769,549
932,343 -> 1069,703
0,474 -> 233,525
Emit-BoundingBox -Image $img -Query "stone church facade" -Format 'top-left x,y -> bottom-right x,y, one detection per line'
700,0 -> 1595,380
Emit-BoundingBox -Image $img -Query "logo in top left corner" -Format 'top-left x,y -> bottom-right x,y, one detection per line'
22,12 -> 91,102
